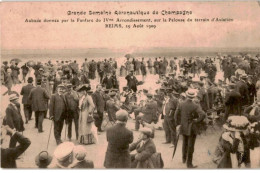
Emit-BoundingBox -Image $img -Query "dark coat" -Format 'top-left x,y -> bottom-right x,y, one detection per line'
20,84 -> 34,105
125,75 -> 138,92
92,91 -> 106,113
129,138 -> 157,168
236,80 -> 249,106
104,124 -> 133,168
225,90 -> 242,116
5,104 -> 24,132
70,159 -> 94,168
29,86 -> 50,112
106,99 -> 120,121
174,100 -> 206,136
65,90 -> 79,112
1,132 -> 31,168
142,100 -> 158,123
162,97 -> 178,120
49,93 -> 67,121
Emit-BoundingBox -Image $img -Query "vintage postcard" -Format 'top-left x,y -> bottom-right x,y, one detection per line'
0,1 -> 260,169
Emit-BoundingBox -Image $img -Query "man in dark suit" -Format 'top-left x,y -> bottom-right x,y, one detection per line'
129,127 -> 157,168
71,72 -> 84,88
92,84 -> 106,132
174,89 -> 206,168
1,125 -> 31,168
134,93 -> 158,131
106,92 -> 121,122
224,83 -> 242,121
104,110 -> 133,168
29,79 -> 50,133
65,83 -> 79,141
162,90 -> 179,147
236,74 -> 250,107
125,70 -> 138,92
20,77 -> 35,123
49,84 -> 67,145
4,94 -> 25,148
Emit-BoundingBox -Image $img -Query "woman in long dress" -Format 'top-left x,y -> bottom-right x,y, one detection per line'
77,85 -> 98,145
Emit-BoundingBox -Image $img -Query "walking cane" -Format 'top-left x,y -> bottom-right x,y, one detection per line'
47,120 -> 53,150
64,121 -> 67,141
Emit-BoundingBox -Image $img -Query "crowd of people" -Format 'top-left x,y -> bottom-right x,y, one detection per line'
1,53 -> 260,168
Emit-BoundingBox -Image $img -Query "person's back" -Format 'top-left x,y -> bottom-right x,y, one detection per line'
106,124 -> 133,153
30,86 -> 49,112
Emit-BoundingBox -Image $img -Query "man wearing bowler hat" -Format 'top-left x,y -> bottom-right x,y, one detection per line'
35,151 -> 53,168
104,110 -> 133,168
174,89 -> 206,168
49,84 -> 68,145
20,77 -> 35,123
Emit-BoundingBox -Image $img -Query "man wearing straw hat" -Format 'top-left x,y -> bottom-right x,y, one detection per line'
51,142 -> 75,168
104,110 -> 133,168
174,89 -> 206,168
4,94 -> 25,148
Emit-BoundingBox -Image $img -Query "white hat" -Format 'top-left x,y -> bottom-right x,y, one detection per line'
185,89 -> 197,99
9,94 -> 19,101
223,116 -> 250,132
54,142 -> 74,161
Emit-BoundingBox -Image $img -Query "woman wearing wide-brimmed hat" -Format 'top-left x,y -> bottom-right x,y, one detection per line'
213,116 -> 251,168
76,84 -> 97,145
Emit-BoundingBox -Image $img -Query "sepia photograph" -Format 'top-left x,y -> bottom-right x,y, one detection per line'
0,1 -> 260,169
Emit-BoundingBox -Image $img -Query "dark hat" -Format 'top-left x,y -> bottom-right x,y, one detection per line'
76,84 -> 91,92
143,89 -> 148,93
116,110 -> 128,122
27,77 -> 33,83
123,87 -> 128,91
87,90 -> 93,94
57,84 -> 66,89
36,79 -> 42,85
111,88 -> 119,92
109,91 -> 117,97
61,76 -> 67,80
35,151 -> 53,168
146,93 -> 153,98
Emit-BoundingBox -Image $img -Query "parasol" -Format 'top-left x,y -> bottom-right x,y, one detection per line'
10,58 -> 22,63
125,54 -> 134,59
27,60 -> 36,67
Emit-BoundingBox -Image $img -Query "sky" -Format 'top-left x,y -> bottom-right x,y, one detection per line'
1,1 -> 260,51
